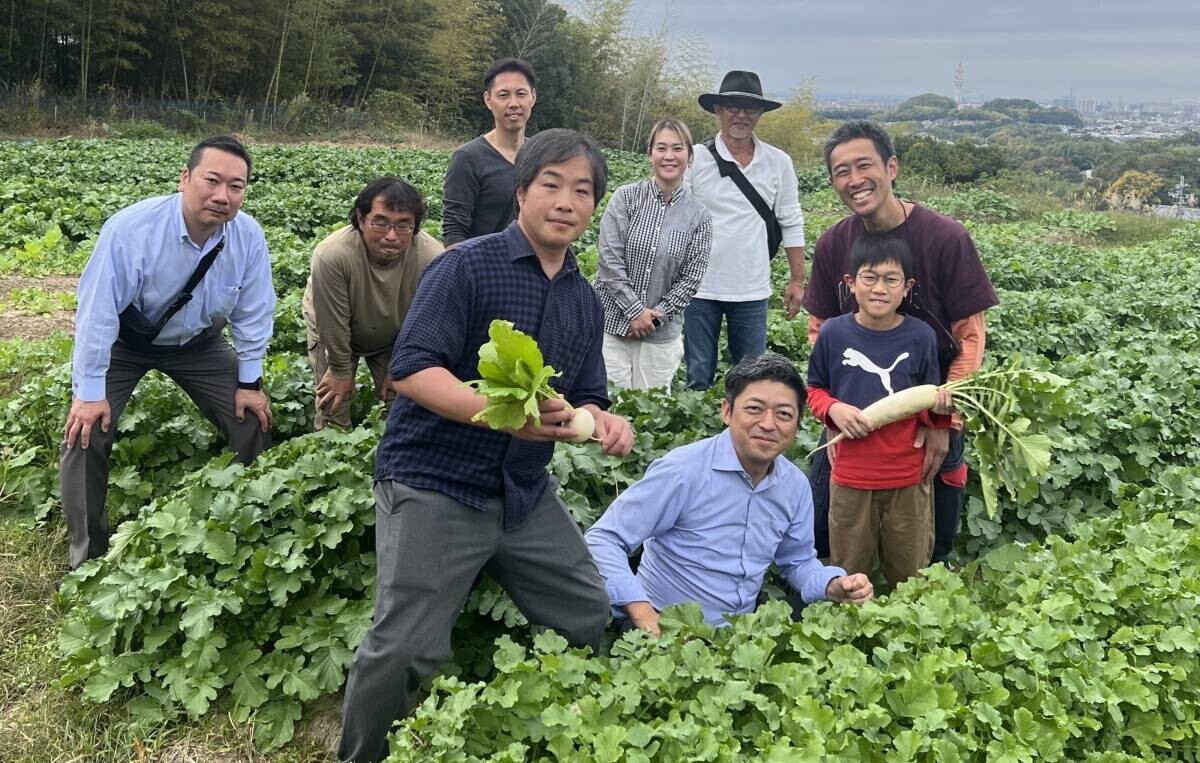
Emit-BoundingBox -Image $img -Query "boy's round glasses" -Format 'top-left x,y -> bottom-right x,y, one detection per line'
367,219 -> 415,234
856,272 -> 906,288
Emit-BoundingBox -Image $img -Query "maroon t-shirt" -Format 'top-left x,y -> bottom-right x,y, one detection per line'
803,203 -> 999,365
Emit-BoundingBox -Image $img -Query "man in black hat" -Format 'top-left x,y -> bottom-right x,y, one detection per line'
683,70 -> 807,390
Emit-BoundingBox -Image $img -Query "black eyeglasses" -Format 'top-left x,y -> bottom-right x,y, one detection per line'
722,104 -> 763,116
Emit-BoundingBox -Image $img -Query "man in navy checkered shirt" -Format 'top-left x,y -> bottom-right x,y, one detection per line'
338,129 -> 635,763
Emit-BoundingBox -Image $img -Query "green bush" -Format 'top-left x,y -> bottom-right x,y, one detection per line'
925,189 -> 1019,222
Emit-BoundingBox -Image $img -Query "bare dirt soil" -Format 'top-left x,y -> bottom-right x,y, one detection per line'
0,275 -> 76,342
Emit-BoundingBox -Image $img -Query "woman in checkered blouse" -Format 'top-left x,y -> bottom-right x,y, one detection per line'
594,118 -> 714,391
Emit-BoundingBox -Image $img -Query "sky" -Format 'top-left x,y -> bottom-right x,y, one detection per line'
612,0 -> 1200,105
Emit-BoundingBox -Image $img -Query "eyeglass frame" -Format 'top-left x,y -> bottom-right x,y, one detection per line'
717,102 -> 764,117
364,218 -> 417,234
853,271 -> 909,289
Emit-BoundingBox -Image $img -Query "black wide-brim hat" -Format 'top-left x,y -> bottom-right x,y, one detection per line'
698,70 -> 783,114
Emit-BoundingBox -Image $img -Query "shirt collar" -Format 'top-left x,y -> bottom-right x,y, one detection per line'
503,221 -> 579,274
650,179 -> 687,205
173,194 -> 190,243
715,132 -> 760,166
711,428 -> 783,489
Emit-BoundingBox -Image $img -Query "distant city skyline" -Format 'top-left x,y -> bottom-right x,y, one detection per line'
610,0 -> 1199,105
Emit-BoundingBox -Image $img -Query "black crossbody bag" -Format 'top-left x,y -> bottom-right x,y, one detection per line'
703,138 -> 783,260
118,238 -> 226,353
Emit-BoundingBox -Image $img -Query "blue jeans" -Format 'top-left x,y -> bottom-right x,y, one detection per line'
683,297 -> 768,390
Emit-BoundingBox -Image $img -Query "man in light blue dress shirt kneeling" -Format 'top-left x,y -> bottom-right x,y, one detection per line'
60,135 -> 276,569
586,353 -> 873,634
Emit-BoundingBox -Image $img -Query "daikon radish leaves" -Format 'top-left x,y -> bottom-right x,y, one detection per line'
465,320 -> 596,441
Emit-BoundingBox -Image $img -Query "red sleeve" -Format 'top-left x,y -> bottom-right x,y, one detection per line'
807,386 -> 839,428
807,315 -> 824,347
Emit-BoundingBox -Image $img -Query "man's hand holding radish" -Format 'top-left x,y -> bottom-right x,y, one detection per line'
505,398 -> 634,457
584,404 -> 634,457
507,397 -> 578,442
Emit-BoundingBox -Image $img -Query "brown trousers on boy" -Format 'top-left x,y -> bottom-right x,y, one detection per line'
829,481 -> 933,587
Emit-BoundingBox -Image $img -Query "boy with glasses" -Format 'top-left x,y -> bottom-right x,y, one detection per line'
805,233 -> 954,588
302,177 -> 443,429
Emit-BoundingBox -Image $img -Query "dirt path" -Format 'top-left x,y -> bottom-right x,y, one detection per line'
0,275 -> 76,342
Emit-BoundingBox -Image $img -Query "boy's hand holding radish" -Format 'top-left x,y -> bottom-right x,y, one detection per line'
931,388 -> 954,416
827,402 -> 872,439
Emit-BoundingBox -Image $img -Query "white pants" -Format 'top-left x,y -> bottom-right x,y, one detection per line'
602,334 -> 684,391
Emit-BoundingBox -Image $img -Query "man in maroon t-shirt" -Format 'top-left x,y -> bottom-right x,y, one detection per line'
801,120 -> 999,566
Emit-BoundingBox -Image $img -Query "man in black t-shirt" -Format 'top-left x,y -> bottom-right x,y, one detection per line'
802,121 -> 999,566
441,58 -> 537,245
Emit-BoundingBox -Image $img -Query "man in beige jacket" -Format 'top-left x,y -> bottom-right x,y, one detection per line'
302,177 -> 443,429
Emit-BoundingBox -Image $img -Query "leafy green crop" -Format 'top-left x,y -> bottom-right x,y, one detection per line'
465,320 -> 562,431
389,479 -> 1200,761
57,426 -> 379,749
0,138 -> 1195,757
943,356 -> 1070,516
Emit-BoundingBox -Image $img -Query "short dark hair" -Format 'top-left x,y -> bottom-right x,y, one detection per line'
823,120 -> 895,175
187,135 -> 252,178
483,58 -> 536,91
724,353 -> 806,409
848,232 -> 914,279
349,177 -> 427,231
514,128 -> 608,206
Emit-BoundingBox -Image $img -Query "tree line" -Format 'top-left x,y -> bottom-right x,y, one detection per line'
0,0 -> 742,148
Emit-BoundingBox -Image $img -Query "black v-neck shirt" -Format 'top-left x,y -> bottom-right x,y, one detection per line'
441,135 -> 518,245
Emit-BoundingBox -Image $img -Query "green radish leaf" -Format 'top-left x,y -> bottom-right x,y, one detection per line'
1015,432 -> 1053,475
465,320 -> 562,430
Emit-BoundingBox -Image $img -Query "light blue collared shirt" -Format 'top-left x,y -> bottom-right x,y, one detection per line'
71,193 -> 275,401
585,429 -> 846,627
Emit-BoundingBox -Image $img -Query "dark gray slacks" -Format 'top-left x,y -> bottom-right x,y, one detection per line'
59,337 -> 270,569
337,480 -> 610,763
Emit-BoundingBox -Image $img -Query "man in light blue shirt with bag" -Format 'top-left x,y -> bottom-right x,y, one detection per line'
60,135 -> 275,569
586,353 -> 873,633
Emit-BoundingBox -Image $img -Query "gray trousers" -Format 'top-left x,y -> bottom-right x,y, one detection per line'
337,480 -> 610,763
59,336 -> 269,569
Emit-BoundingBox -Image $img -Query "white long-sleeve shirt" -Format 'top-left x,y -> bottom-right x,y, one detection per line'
685,133 -> 805,301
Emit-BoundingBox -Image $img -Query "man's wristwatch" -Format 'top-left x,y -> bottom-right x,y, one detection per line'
238,377 -> 263,391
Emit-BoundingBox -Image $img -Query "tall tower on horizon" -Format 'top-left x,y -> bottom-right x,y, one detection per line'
954,62 -> 965,106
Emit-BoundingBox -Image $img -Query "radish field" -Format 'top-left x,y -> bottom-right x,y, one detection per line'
1,138 -> 1199,761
